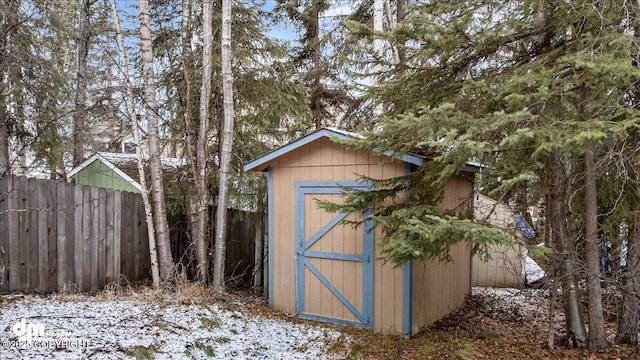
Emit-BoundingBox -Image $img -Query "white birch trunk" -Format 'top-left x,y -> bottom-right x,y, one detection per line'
178,0 -> 203,280
110,0 -> 160,287
138,0 -> 173,280
195,0 -> 214,283
213,0 -> 235,291
0,3 -> 9,175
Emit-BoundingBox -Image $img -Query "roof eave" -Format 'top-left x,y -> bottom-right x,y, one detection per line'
244,128 -> 355,172
243,127 -> 481,173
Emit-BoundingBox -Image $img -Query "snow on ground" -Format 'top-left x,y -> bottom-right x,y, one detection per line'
473,287 -> 548,314
0,294 -> 346,360
471,286 -> 552,327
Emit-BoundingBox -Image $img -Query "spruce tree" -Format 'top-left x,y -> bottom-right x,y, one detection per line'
338,0 -> 640,348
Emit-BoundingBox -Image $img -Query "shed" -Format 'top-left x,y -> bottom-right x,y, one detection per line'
244,128 -> 478,336
67,152 -> 186,193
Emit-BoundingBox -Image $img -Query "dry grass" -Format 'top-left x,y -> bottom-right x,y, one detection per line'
45,267 -> 263,315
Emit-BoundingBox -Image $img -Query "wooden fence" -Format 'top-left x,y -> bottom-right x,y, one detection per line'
0,175 -> 264,293
0,175 -> 149,292
168,209 -> 264,287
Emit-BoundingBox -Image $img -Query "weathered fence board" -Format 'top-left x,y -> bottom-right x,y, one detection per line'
0,177 -> 8,290
57,181 -> 67,289
90,186 -> 99,291
113,191 -> 121,284
7,176 -> 19,290
120,192 -> 132,281
37,180 -> 48,290
45,181 -> 57,291
0,175 -> 150,293
131,195 -> 140,281
72,183 -> 82,289
63,182 -> 75,287
18,177 -> 29,289
98,187 -> 107,289
27,179 -> 38,289
105,190 -> 114,284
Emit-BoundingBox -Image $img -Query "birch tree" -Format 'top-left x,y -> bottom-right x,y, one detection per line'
110,0 -> 160,287
0,0 -> 18,175
138,0 -> 173,280
212,0 -> 234,291
190,0 -> 214,283
149,0 -> 308,282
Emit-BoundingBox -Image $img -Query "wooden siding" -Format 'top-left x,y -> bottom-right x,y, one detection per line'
472,194 -> 523,288
0,176 -> 149,292
72,160 -> 140,193
411,174 -> 473,334
269,137 -> 406,332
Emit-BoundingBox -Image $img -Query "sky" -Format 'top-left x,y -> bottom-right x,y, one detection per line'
115,0 -> 356,43
263,0 -> 356,42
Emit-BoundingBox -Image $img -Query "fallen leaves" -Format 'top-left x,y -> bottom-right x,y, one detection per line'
332,287 -> 639,360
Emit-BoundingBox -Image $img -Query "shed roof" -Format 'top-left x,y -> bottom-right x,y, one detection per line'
244,127 -> 482,173
67,152 -> 187,192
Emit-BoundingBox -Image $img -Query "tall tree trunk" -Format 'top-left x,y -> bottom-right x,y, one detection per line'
102,26 -> 119,151
138,0 -> 173,280
179,0 -> 203,280
618,2 -> 640,344
194,0 -> 214,283
15,88 -> 26,175
583,141 -> 608,349
372,0 -> 384,119
111,0 -> 160,287
310,2 -> 322,129
616,212 -> 640,345
0,0 -> 18,176
0,90 -> 9,177
212,0 -> 234,291
73,0 -> 91,166
549,151 -> 587,348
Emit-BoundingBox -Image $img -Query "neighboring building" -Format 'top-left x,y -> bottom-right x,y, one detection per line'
67,152 -> 186,193
472,193 -> 544,288
245,128 -> 480,336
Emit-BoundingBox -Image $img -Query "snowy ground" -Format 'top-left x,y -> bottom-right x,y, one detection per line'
0,293 -> 346,360
2,286 -> 604,359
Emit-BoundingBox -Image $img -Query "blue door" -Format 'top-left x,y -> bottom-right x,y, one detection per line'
294,181 -> 373,328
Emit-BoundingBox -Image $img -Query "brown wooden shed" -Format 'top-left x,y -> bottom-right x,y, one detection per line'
244,128 -> 478,336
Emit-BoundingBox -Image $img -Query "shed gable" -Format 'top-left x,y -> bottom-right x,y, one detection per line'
269,137 -> 392,170
71,159 -> 140,193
